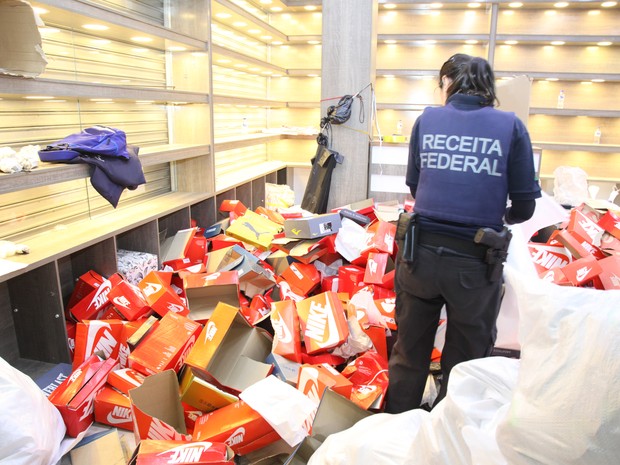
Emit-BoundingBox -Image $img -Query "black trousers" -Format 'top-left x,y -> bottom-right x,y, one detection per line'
385,243 -> 503,413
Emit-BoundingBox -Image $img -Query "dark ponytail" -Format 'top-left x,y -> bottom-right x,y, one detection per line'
439,54 -> 498,107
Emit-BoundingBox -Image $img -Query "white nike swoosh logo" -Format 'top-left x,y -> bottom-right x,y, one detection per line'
106,412 -> 131,424
317,296 -> 341,348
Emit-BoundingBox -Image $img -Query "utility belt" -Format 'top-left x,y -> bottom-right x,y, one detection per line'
396,213 -> 512,282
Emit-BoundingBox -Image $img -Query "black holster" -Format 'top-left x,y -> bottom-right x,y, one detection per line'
396,212 -> 417,262
474,226 -> 512,282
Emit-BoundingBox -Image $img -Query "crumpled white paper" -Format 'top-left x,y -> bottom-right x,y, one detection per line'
335,218 -> 368,262
240,375 -> 318,447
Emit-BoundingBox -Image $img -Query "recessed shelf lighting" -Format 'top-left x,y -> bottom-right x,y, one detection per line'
592,79 -> 606,82
383,3 -> 397,8
429,3 -> 443,8
167,46 -> 187,52
83,24 -> 109,31
384,40 -> 397,44
33,7 -> 48,15
233,21 -> 247,27
505,40 -> 519,45
468,3 -> 481,8
131,36 -> 153,43
588,9 -> 601,15
308,40 -> 321,45
580,81 -> 593,85
215,13 -> 232,19
546,78 -> 559,81
304,5 -> 317,11
545,10 -> 557,15
550,41 -> 565,45
90,98 -> 113,102
271,41 -> 283,45
271,7 -> 283,12
383,74 -> 395,78
39,27 -> 60,34
24,95 -> 54,100
597,41 -> 613,46
508,2 -> 523,7
248,29 -> 261,34
465,39 -> 478,44
601,1 -> 617,7
261,35 -> 273,40
554,2 -> 569,8
44,99 -> 66,103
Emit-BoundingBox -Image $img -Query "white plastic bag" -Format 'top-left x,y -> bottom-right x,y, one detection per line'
0,358 -> 66,465
553,165 -> 589,207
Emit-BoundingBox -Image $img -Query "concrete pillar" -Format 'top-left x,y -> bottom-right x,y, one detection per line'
321,0 -> 377,210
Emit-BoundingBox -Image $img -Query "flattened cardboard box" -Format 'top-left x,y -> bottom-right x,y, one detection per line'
184,302 -> 273,395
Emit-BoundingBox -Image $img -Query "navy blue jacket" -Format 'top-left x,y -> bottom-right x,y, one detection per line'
407,94 -> 541,239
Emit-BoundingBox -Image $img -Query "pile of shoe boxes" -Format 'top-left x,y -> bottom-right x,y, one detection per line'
528,203 -> 620,289
44,198 -> 404,464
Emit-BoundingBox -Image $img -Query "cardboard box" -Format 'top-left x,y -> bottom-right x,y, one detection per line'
161,228 -> 197,264
362,220 -> 396,256
241,294 -> 272,326
528,243 -> 571,274
567,209 -> 605,245
281,262 -> 321,296
128,312 -> 202,376
284,213 -> 341,239
128,440 -> 234,465
107,368 -> 145,395
73,319 -> 125,369
192,400 -> 281,456
598,210 -> 620,240
374,297 -> 397,331
265,249 -> 297,276
94,386 -> 133,430
108,280 -> 152,321
184,271 -> 240,322
216,245 -> 277,298
297,364 -> 354,401
129,370 -> 192,442
179,366 -> 238,413
68,270 -> 105,310
338,265 -> 366,297
266,353 -> 302,386
138,271 -> 189,318
283,388 -> 372,464
35,363 -> 73,397
69,428 -> 126,465
70,273 -> 124,322
560,254 -> 603,286
296,292 -> 349,355
48,355 -> 118,437
225,210 -> 283,250
117,249 -> 159,287
596,255 -> 620,290
184,302 -> 273,395
363,252 -> 394,285
271,300 -> 303,363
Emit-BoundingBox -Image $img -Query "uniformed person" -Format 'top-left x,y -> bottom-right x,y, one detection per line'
385,53 -> 542,413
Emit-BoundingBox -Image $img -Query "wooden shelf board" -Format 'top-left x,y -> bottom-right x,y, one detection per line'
532,141 -> 620,153
530,108 -> 620,118
0,144 -> 211,196
0,76 -> 208,104
0,191 -> 208,284
215,161 -> 287,192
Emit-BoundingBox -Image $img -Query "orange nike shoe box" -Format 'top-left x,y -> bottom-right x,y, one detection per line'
127,440 -> 235,465
107,367 -> 145,395
184,302 -> 273,395
73,319 -> 125,369
560,254 -> 603,286
297,363 -> 354,402
296,291 -> 349,355
192,400 -> 281,456
280,262 -> 321,296
69,273 -> 124,322
138,271 -> 190,318
528,243 -> 571,275
128,312 -> 202,376
48,355 -> 118,437
270,300 -> 303,363
94,386 -> 133,431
